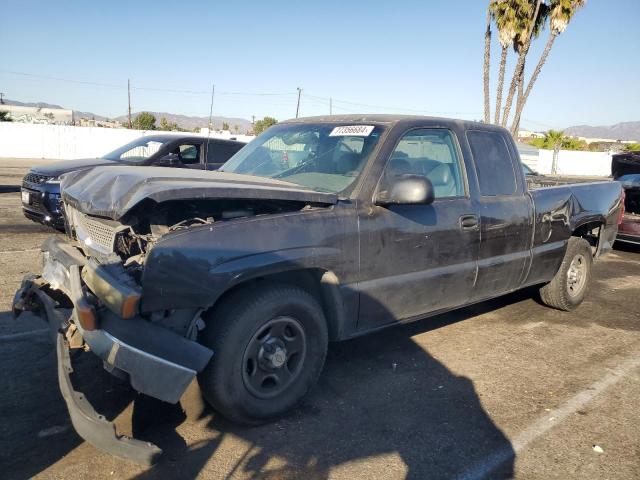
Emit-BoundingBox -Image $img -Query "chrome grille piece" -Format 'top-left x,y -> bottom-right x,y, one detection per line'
66,206 -> 119,255
77,214 -> 117,252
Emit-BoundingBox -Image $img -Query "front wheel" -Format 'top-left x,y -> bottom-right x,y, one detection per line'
539,237 -> 593,311
197,283 -> 328,425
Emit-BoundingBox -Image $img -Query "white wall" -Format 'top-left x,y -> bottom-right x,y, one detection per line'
536,149 -> 612,177
0,123 -> 251,160
0,123 -> 615,177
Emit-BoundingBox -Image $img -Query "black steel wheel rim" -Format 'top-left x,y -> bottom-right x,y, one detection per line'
241,316 -> 307,399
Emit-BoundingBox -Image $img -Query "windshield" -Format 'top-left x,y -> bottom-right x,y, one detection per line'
103,137 -> 167,163
220,123 -> 385,194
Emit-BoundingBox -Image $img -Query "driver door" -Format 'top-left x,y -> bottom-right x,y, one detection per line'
356,128 -> 479,330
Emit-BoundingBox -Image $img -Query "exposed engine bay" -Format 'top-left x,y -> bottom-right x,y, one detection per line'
64,198 -> 316,280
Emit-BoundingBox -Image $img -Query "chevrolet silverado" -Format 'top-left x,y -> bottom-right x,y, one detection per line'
13,115 -> 624,464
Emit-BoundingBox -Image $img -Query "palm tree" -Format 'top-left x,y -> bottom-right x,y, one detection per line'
510,0 -> 586,134
501,0 -> 544,128
489,0 -> 518,124
543,129 -> 565,174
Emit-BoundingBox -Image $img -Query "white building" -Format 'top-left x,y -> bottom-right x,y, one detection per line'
0,104 -> 74,125
517,129 -> 543,139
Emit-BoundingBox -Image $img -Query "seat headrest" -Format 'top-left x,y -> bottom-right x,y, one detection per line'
388,158 -> 412,176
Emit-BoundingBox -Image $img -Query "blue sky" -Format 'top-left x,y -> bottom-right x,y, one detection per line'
2,0 -> 638,130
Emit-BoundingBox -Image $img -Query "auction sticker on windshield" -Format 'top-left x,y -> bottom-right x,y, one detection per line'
329,125 -> 375,137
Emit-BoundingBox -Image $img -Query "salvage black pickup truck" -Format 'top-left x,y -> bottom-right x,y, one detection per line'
14,115 -> 624,464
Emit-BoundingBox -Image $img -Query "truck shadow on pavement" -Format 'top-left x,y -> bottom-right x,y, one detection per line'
1,293 -> 523,480
130,295 -> 520,480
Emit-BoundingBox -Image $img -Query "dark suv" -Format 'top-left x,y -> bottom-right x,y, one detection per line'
21,134 -> 245,229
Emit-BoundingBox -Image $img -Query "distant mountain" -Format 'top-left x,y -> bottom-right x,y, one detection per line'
3,98 -> 252,132
564,121 -> 640,141
74,110 -> 107,121
114,111 -> 252,132
4,99 -> 65,109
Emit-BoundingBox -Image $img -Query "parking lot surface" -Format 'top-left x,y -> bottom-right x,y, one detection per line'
1,159 -> 639,479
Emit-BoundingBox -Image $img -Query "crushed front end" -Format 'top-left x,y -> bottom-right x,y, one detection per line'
13,165 -> 334,463
12,205 -> 214,465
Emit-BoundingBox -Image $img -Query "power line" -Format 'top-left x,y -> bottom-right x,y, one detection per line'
0,69 -> 558,128
305,93 -> 482,116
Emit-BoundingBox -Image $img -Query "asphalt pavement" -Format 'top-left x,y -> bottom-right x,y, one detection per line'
0,159 -> 638,479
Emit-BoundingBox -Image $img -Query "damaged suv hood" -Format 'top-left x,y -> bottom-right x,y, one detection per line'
60,166 -> 338,220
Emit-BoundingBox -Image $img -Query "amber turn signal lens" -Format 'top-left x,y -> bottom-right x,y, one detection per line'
76,304 -> 97,331
120,294 -> 141,319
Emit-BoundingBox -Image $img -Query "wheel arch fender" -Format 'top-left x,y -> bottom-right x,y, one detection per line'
204,248 -> 351,341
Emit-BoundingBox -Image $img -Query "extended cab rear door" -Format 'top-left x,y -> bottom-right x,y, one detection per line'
465,130 -> 534,300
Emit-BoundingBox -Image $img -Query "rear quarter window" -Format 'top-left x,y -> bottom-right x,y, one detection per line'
466,130 -> 517,196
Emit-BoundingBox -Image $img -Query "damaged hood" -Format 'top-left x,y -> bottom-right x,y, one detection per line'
60,166 -> 338,220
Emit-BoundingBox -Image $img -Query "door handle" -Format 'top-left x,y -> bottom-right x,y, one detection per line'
459,214 -> 479,230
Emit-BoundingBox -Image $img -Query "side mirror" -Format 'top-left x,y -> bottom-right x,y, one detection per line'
157,153 -> 180,166
376,175 -> 435,206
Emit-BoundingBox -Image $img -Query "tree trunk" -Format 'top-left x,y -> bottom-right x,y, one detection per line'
510,33 -> 557,135
501,49 -> 526,127
483,7 -> 492,124
501,0 -> 542,128
512,59 -> 526,135
494,46 -> 508,124
552,146 -> 560,175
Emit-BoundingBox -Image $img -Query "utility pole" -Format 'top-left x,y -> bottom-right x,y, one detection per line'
203,83 -> 215,165
127,79 -> 132,128
208,83 -> 215,131
295,87 -> 302,118
329,97 -> 332,115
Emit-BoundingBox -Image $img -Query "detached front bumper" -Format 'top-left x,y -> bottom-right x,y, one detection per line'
13,237 -> 213,464
56,331 -> 163,465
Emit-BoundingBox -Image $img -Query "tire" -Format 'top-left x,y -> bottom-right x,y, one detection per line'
539,237 -> 593,311
197,283 -> 328,425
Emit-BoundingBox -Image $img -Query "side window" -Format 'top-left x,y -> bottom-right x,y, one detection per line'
207,142 -> 243,164
384,128 -> 465,199
177,144 -> 200,164
466,131 -> 517,196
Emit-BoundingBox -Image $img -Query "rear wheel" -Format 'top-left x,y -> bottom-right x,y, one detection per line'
197,283 -> 328,425
539,237 -> 593,311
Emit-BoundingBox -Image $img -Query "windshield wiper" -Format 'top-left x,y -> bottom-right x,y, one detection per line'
272,157 -> 315,179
